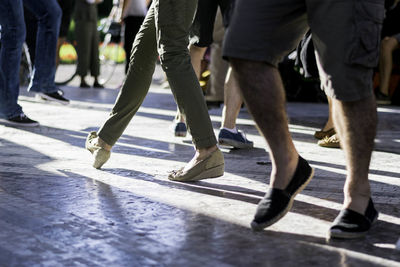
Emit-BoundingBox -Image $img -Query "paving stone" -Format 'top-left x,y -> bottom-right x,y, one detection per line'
0,66 -> 399,266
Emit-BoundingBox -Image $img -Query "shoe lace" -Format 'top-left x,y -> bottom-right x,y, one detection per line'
238,130 -> 250,142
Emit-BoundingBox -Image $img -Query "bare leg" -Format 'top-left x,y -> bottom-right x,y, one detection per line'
221,67 -> 243,129
331,96 -> 377,214
322,96 -> 334,131
379,36 -> 398,96
189,45 -> 208,78
207,41 -> 228,102
231,59 -> 299,188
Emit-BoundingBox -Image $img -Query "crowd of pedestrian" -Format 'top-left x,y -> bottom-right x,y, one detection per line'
1,0 -> 399,242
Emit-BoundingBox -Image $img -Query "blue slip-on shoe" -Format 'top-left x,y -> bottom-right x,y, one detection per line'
251,156 -> 314,231
171,121 -> 187,137
329,199 -> 378,239
218,128 -> 253,149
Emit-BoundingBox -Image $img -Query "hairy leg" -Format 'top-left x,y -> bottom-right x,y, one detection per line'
231,58 -> 298,188
331,96 -> 377,214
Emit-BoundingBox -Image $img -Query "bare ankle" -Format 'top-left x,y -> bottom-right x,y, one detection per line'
343,190 -> 371,214
270,153 -> 298,189
96,137 -> 112,151
196,145 -> 218,159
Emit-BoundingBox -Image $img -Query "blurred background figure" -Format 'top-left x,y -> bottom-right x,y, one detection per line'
0,1 -> 39,126
375,0 -> 400,105
121,0 -> 149,73
205,12 -> 228,108
56,0 -> 76,67
19,0 -> 69,105
74,0 -> 103,88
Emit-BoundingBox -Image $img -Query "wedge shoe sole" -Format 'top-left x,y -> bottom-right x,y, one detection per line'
171,164 -> 225,182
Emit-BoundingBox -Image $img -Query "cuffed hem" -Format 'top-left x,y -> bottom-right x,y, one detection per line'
325,87 -> 374,102
223,50 -> 280,68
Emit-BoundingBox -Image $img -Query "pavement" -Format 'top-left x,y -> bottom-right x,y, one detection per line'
1,65 -> 400,266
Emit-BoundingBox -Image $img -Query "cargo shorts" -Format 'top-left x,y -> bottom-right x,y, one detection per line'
223,0 -> 385,101
189,0 -> 232,47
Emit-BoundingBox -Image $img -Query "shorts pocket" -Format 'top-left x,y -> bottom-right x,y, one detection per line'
345,1 -> 384,68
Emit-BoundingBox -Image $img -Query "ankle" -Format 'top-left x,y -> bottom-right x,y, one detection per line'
343,190 -> 371,214
322,121 -> 334,131
96,137 -> 112,151
196,145 -> 218,159
221,127 -> 238,133
270,153 -> 299,189
378,90 -> 389,96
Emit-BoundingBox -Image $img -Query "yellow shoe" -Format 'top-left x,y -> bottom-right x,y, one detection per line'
168,149 -> 225,182
318,133 -> 340,148
85,131 -> 111,169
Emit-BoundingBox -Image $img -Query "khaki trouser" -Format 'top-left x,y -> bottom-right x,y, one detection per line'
98,0 -> 217,149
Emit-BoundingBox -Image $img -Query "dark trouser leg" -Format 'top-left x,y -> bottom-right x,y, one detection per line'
97,5 -> 158,146
155,0 -> 216,149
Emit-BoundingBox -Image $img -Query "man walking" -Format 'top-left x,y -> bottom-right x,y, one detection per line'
224,0 -> 383,239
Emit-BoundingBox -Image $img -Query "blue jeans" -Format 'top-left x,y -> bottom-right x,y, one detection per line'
0,0 -> 25,118
24,0 -> 61,93
0,0 -> 61,118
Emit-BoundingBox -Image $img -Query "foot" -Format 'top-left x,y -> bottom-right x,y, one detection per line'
85,132 -> 111,169
318,133 -> 340,148
251,156 -> 314,231
93,80 -> 104,89
218,128 -> 254,149
329,199 -> 378,239
171,120 -> 187,137
0,113 -> 39,127
38,90 -> 70,105
314,127 -> 335,140
80,81 -> 90,88
375,91 -> 391,105
168,146 -> 225,182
